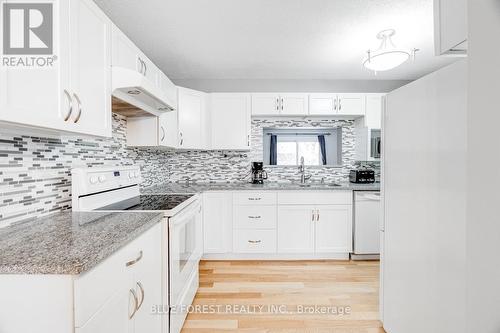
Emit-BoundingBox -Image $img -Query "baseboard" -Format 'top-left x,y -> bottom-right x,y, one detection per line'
201,253 -> 350,260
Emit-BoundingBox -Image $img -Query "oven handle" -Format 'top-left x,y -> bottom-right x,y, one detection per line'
170,201 -> 201,226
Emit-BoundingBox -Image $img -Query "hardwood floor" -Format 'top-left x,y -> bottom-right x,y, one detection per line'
181,260 -> 385,333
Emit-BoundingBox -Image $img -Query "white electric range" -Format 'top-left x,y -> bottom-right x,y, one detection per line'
72,166 -> 202,333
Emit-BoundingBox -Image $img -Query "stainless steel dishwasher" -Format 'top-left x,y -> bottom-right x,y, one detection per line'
352,191 -> 381,260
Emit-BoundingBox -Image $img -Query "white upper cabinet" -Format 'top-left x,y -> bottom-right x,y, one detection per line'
336,93 -> 366,116
434,0 -> 467,56
251,93 -> 308,116
210,94 -> 251,150
309,94 -> 337,115
251,94 -> 280,116
69,0 -> 112,137
280,94 -> 309,115
111,25 -> 142,74
177,87 -> 209,149
0,0 -> 112,137
309,93 -> 365,116
364,94 -> 384,129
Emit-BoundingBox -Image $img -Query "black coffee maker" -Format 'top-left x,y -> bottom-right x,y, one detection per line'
251,162 -> 268,184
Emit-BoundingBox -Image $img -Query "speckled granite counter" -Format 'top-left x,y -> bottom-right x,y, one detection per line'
143,181 -> 380,195
0,211 -> 163,275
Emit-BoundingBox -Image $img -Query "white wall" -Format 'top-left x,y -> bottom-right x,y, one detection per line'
172,79 -> 410,93
466,1 -> 500,332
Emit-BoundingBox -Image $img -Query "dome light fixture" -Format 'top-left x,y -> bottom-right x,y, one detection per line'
363,29 -> 417,73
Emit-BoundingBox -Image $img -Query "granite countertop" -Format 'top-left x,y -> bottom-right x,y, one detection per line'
0,211 -> 164,275
143,181 -> 380,195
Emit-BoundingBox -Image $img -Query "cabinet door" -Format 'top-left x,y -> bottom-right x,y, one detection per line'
178,87 -> 207,149
132,223 -> 162,333
337,93 -> 366,116
0,1 -> 71,132
158,73 -> 177,109
76,292 -> 130,333
434,0 -> 467,55
280,94 -> 309,115
277,205 -> 315,253
203,192 -> 233,253
211,94 -> 251,150
69,0 -> 112,137
365,94 -> 383,129
140,55 -> 159,88
111,25 -> 142,73
309,94 -> 337,115
315,205 -> 353,253
159,111 -> 178,148
251,93 -> 280,116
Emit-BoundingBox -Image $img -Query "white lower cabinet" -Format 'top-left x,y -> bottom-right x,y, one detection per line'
277,205 -> 315,253
315,205 -> 353,253
203,192 -> 233,254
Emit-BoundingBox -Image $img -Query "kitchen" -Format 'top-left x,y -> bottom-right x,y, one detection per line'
0,1 -> 498,333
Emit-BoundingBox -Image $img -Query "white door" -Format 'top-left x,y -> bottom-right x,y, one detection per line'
277,205 -> 315,253
309,94 -> 337,115
69,0 -> 112,137
280,94 -> 309,115
203,193 -> 233,253
315,205 -> 353,253
0,0 -> 71,132
75,292 -> 130,333
251,93 -> 280,116
178,87 -> 205,149
159,111 -> 178,148
111,25 -> 142,74
211,94 -> 251,150
365,94 -> 384,129
337,93 -> 366,116
133,224 -> 162,333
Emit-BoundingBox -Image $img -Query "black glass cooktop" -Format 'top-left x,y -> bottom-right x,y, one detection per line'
96,194 -> 194,211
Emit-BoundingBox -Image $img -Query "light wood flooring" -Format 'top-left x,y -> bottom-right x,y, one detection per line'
181,260 -> 385,333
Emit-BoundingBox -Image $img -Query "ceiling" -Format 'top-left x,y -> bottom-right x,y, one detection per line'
95,0 -> 457,81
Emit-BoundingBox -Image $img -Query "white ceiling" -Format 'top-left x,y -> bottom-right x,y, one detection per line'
95,0 -> 457,81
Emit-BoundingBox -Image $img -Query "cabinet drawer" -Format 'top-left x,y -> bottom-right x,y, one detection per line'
234,206 -> 277,229
278,191 -> 352,205
233,230 -> 277,253
234,192 -> 277,205
74,223 -> 162,327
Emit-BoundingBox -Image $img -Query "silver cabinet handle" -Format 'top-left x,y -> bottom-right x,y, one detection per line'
248,215 -> 262,219
138,57 -> 144,74
136,281 -> 145,310
334,98 -> 338,111
248,240 -> 262,244
63,90 -> 73,121
281,98 -> 284,111
72,93 -> 82,123
247,134 -> 250,147
143,60 -> 147,76
125,250 -> 143,267
312,209 -> 315,222
179,132 -> 183,146
316,210 -> 320,222
276,98 -> 279,111
338,98 -> 342,111
160,126 -> 166,142
129,289 -> 138,319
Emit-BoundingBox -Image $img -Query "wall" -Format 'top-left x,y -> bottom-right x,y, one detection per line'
0,113 -> 364,227
466,1 -> 500,332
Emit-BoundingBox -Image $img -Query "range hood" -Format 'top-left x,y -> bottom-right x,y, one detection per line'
111,67 -> 176,117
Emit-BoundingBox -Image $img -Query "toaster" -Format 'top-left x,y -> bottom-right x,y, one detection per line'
349,169 -> 376,184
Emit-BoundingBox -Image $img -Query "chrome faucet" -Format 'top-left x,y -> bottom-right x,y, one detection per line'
298,157 -> 311,184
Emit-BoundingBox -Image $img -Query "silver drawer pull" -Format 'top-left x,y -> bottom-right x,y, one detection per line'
129,289 -> 138,319
126,250 -> 143,267
248,197 -> 262,201
248,215 -> 262,219
136,281 -> 145,310
248,240 -> 262,244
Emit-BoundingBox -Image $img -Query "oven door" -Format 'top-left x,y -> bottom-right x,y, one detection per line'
169,200 -> 202,305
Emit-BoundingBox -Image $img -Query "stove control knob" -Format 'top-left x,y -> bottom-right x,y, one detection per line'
89,176 -> 98,184
98,175 -> 106,183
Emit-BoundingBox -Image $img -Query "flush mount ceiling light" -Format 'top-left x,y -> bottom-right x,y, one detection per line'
363,29 -> 417,73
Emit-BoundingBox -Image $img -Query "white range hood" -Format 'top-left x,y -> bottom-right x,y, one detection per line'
112,67 -> 175,117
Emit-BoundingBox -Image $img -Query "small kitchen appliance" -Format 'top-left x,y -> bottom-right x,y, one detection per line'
250,162 -> 268,184
349,168 -> 376,184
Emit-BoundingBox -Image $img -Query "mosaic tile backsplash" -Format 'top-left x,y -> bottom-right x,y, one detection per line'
0,114 -> 370,227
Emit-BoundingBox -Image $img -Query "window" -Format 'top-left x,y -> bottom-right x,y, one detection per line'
277,136 -> 321,166
263,127 -> 343,167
